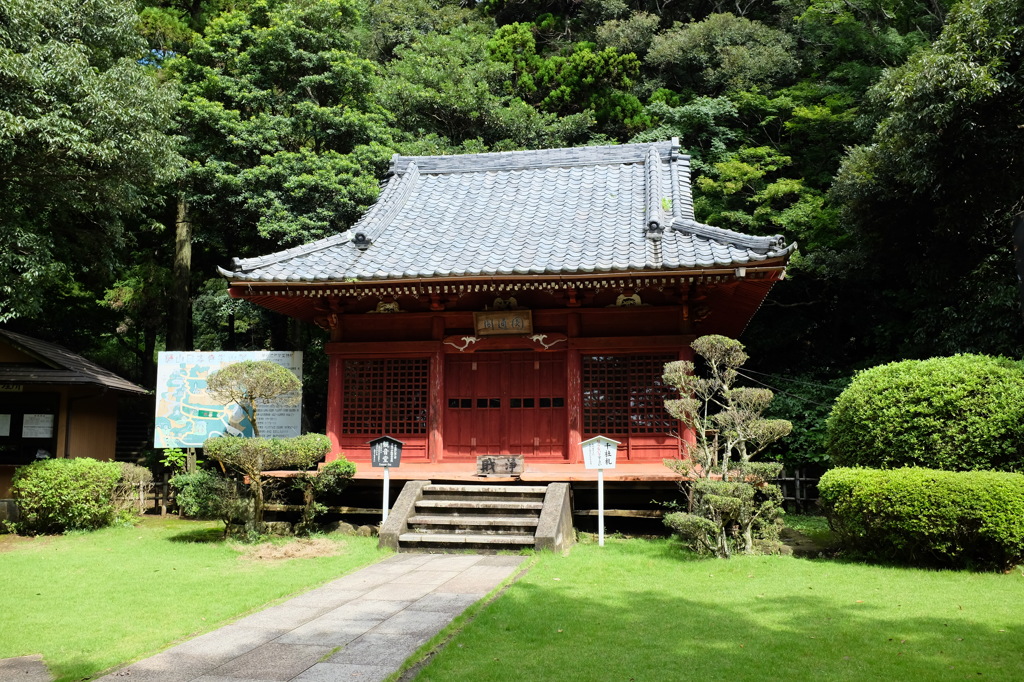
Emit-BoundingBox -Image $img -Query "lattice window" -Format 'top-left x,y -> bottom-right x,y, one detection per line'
341,358 -> 429,435
582,354 -> 677,436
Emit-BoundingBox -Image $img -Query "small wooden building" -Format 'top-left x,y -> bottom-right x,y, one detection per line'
0,330 -> 147,497
220,140 -> 794,482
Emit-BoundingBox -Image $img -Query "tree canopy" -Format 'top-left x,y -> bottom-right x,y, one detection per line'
4,0 -> 1023,462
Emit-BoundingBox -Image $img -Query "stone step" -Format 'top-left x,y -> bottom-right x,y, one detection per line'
408,514 -> 539,528
416,499 -> 544,511
398,532 -> 536,546
424,484 -> 548,495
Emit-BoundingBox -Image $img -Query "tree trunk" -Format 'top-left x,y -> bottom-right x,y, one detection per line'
168,197 -> 193,351
143,327 -> 157,388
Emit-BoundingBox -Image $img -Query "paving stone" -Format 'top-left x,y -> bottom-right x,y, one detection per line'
280,588 -> 364,610
327,633 -> 427,668
276,619 -> 381,647
0,655 -> 51,682
325,599 -> 412,621
416,555 -> 484,571
292,662 -> 394,682
170,624 -> 284,659
208,642 -> 331,681
96,651 -> 224,682
477,555 -> 529,567
406,592 -> 482,614
388,569 -> 460,586
232,604 -> 335,631
96,551 -> 527,682
372,609 -> 455,636
361,581 -> 437,601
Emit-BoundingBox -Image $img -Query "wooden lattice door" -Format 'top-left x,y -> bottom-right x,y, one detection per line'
581,353 -> 681,460
443,352 -> 567,461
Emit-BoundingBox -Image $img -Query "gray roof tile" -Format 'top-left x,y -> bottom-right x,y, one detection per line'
221,141 -> 795,283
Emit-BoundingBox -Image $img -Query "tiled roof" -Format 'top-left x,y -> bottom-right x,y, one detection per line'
0,330 -> 147,393
220,140 -> 795,284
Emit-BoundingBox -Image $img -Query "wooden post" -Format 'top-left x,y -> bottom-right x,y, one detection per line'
382,466 -> 390,523
429,348 -> 445,461
326,353 -> 344,456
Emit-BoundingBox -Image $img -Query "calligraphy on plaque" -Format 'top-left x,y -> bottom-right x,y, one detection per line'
473,310 -> 533,336
476,455 -> 525,477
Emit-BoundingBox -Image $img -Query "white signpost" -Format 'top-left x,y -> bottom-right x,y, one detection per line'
581,435 -> 619,547
370,436 -> 403,523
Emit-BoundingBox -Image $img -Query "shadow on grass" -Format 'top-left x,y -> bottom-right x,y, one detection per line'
167,527 -> 226,543
418,545 -> 1024,682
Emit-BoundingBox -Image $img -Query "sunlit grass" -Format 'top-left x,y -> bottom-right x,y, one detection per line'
0,516 -> 388,681
785,513 -> 834,547
415,537 -> 1024,682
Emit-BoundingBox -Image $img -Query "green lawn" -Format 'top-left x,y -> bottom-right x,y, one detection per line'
0,517 -> 387,681
415,536 -> 1024,682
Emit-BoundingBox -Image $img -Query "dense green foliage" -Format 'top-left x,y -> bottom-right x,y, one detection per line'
819,467 -> 1024,570
293,455 -> 357,534
826,355 -> 1024,471
169,468 -> 233,518
0,0 -> 179,322
11,458 -> 124,534
204,433 -> 332,534
3,0 -> 1024,465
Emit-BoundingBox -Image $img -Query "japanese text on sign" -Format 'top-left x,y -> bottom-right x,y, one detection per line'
370,437 -> 403,468
474,310 -> 533,336
582,436 -> 619,470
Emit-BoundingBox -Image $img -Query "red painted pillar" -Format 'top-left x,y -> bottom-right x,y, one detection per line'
429,316 -> 446,461
566,312 -> 582,463
678,344 -> 696,458
429,349 -> 445,462
325,350 -> 344,459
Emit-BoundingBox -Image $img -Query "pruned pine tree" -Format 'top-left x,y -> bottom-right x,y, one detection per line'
205,360 -> 301,438
662,335 -> 792,557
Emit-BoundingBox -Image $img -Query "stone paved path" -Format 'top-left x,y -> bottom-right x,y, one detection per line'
95,553 -> 526,682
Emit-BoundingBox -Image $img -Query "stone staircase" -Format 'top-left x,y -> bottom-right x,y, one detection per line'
379,481 -> 575,553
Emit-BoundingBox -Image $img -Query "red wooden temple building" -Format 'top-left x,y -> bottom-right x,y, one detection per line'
219,140 -> 794,483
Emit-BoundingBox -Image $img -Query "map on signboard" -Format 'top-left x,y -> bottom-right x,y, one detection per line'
154,351 -> 303,448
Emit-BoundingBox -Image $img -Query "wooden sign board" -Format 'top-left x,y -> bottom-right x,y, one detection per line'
477,455 -> 525,477
0,384 -> 23,392
474,310 -> 533,336
581,435 -> 620,470
370,435 -> 403,468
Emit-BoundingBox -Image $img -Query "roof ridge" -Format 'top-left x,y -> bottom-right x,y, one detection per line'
227,232 -> 349,273
670,218 -> 791,254
390,141 -> 682,175
354,162 -> 418,243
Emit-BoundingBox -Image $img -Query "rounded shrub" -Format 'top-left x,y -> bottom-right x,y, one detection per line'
826,354 -> 1024,471
170,468 -> 232,518
12,458 -> 123,534
819,467 -> 1024,571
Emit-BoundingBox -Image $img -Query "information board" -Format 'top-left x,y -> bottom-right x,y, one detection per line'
154,351 -> 302,448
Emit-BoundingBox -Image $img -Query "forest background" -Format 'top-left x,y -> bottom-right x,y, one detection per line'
2,0 -> 1022,467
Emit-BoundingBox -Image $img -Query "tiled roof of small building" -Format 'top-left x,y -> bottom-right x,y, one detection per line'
0,329 -> 147,393
220,140 -> 795,284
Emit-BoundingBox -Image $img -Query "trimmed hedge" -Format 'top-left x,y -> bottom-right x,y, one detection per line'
12,458 -> 123,534
203,433 -> 331,472
819,467 -> 1024,571
826,354 -> 1024,471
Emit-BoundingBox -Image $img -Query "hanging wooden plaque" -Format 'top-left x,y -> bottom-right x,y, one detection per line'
473,310 -> 533,336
